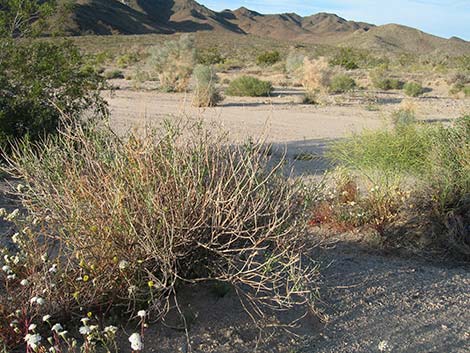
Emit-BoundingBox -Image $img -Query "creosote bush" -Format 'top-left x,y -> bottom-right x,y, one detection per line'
1,119 -> 318,349
256,50 -> 281,66
225,76 -> 273,97
146,34 -> 196,92
191,64 -> 222,107
403,82 -> 425,97
329,74 -> 356,94
370,67 -> 403,90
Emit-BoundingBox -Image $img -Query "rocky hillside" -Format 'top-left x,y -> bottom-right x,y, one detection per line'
63,0 -> 470,55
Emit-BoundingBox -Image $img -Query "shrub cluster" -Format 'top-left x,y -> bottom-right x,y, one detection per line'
225,76 -> 273,97
196,47 -> 225,65
370,67 -> 403,90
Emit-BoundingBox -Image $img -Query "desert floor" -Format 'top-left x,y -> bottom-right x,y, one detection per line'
102,84 -> 470,352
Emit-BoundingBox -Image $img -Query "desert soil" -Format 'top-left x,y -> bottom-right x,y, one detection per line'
1,84 -> 468,352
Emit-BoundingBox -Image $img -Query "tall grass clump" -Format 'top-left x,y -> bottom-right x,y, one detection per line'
225,76 -> 273,97
328,115 -> 470,257
1,119 -> 318,349
146,34 -> 196,92
191,64 -> 222,107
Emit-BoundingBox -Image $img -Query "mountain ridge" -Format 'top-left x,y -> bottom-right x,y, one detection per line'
64,0 -> 470,56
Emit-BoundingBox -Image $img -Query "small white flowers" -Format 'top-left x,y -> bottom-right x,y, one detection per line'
137,310 -> 146,319
128,333 -> 143,351
48,264 -> 58,273
43,315 -> 51,322
28,324 -> 37,331
51,323 -> 63,333
2,265 -> 11,273
79,326 -> 91,335
24,333 -> 42,351
30,296 -> 45,306
103,325 -> 118,336
20,279 -> 29,286
118,260 -> 129,270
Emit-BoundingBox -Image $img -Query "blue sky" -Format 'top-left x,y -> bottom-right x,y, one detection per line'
200,0 -> 470,40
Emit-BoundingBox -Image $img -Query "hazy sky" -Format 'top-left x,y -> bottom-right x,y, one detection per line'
200,0 -> 470,40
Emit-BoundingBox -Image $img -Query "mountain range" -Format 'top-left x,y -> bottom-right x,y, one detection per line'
65,0 -> 470,55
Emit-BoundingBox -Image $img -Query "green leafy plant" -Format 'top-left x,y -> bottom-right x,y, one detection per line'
0,40 -> 107,150
225,76 -> 273,97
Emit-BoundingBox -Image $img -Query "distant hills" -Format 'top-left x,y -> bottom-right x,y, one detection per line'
64,0 -> 470,55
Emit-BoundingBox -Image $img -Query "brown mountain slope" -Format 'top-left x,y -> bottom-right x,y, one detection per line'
63,0 -> 470,55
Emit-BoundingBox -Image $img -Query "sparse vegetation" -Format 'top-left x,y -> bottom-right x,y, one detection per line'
225,76 -> 273,97
301,57 -> 332,103
196,47 -> 225,65
370,67 -> 403,90
104,69 -> 124,79
191,64 -> 222,107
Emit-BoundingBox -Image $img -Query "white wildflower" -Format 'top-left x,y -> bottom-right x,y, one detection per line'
48,264 -> 58,273
128,333 -> 143,351
24,333 -> 42,351
2,265 -> 11,273
80,317 -> 90,325
118,260 -> 129,270
7,274 -> 16,280
79,326 -> 91,335
11,233 -> 20,243
51,323 -> 63,333
43,315 -> 51,322
28,324 -> 37,331
20,279 -> 29,286
137,310 -> 146,318
103,325 -> 117,336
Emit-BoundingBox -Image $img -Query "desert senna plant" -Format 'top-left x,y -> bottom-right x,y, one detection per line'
3,118 -> 319,335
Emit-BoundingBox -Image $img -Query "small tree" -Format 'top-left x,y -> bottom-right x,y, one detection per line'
147,34 -> 196,92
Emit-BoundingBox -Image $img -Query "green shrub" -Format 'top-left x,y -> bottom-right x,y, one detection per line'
329,74 -> 356,93
330,48 -> 359,70
191,64 -> 222,107
391,108 -> 417,129
196,47 -> 225,65
116,52 -> 140,68
370,67 -> 403,90
146,34 -> 196,92
403,82 -> 425,97
0,40 -> 107,150
463,86 -> 470,97
256,50 -> 281,66
104,69 -> 124,79
1,120 -> 316,347
225,76 -> 273,97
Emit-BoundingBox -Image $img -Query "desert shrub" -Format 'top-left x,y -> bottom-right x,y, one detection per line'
0,39 -> 107,150
329,47 -> 359,70
1,120 -> 317,349
116,52 -> 141,68
191,64 -> 222,107
370,67 -> 403,90
196,47 -> 225,65
403,82 -> 425,97
285,51 -> 305,78
329,74 -> 356,94
301,57 -> 332,103
225,76 -> 273,97
463,86 -> 470,96
256,50 -> 281,66
146,34 -> 196,92
104,69 -> 124,79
